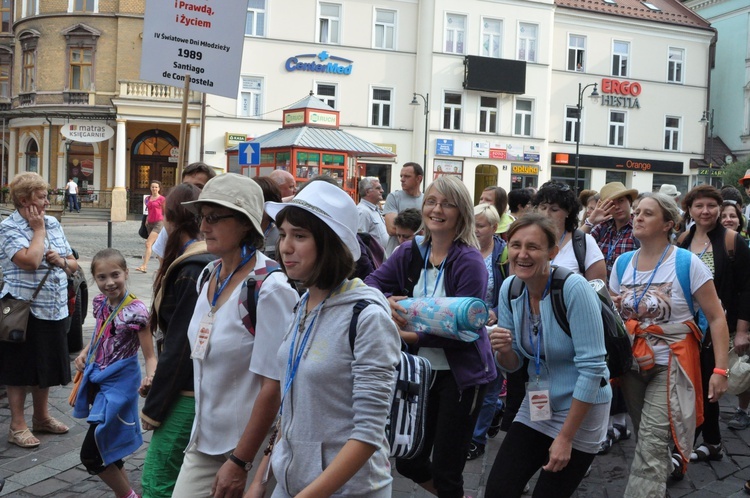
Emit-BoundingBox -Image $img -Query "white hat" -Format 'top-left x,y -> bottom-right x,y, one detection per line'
265,181 -> 361,260
182,173 -> 264,237
659,184 -> 681,198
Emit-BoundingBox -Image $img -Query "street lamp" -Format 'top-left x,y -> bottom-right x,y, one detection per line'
699,109 -> 714,186
410,92 -> 429,191
573,82 -> 600,193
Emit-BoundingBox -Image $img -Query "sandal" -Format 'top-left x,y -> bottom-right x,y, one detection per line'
135,267 -> 147,273
691,442 -> 724,462
32,417 -> 69,434
8,428 -> 40,448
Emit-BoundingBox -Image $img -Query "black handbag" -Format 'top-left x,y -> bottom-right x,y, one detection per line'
0,268 -> 52,343
138,214 -> 149,239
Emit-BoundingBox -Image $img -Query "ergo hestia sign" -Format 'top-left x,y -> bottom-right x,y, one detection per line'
140,0 -> 247,98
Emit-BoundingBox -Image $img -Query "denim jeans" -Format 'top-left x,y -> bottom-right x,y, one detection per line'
472,373 -> 504,445
68,193 -> 79,212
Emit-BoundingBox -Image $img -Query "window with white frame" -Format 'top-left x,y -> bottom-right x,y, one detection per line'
609,110 -> 626,147
668,47 -> 684,84
517,23 -> 538,63
318,2 -> 341,44
664,116 -> 680,151
443,92 -> 462,130
71,0 -> 96,12
0,0 -> 9,33
245,0 -> 266,37
481,18 -> 502,58
21,49 -> 34,93
24,0 -> 38,17
371,88 -> 392,127
612,41 -> 629,77
479,96 -> 498,133
444,13 -> 466,54
315,82 -> 337,109
567,35 -> 585,71
239,77 -> 263,118
374,9 -> 396,50
564,106 -> 580,143
514,99 -> 533,136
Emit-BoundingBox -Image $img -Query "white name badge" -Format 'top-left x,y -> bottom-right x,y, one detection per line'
191,312 -> 214,360
527,379 -> 552,422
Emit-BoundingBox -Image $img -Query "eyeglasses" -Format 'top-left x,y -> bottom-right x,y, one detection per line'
424,199 -> 458,210
198,213 -> 235,225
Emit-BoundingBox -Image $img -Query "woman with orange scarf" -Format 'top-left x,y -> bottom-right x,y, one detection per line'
609,192 -> 728,498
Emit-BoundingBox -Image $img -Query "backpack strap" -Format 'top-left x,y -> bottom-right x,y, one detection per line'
506,275 -> 526,311
348,300 -> 373,352
405,236 -> 429,297
549,266 -> 574,337
674,247 -> 695,316
614,250 -> 636,285
571,229 -> 587,275
725,229 -> 736,260
499,245 -> 509,280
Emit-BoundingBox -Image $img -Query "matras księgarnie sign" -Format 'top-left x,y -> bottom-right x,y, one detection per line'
140,0 -> 247,99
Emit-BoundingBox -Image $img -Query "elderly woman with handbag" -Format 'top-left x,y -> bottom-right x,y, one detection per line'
0,172 -> 79,448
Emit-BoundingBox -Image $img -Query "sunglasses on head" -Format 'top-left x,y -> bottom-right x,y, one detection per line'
541,182 -> 571,192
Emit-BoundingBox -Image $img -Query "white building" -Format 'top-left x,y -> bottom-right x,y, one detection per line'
202,0 -> 714,200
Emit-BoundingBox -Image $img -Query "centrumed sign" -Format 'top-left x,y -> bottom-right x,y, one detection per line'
61,122 -> 114,143
140,0 -> 247,98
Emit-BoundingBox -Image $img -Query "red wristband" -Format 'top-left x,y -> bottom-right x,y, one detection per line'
713,368 -> 729,377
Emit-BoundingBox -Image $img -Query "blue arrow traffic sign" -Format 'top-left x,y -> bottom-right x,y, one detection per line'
238,142 -> 261,166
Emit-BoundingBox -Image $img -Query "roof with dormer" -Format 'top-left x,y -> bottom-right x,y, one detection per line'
555,0 -> 712,30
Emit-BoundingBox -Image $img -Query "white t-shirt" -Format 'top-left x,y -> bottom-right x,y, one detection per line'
66,181 -> 78,194
609,248 -> 712,365
152,227 -> 168,259
413,263 -> 450,370
552,233 -> 604,275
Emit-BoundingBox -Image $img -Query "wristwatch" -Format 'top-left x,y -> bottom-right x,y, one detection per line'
228,452 -> 253,472
713,367 -> 730,379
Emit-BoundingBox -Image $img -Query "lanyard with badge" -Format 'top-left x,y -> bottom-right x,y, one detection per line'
631,244 -> 670,314
423,246 -> 446,297
526,272 -> 553,422
191,246 -> 256,360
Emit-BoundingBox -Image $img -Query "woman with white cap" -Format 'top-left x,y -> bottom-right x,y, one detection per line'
171,173 -> 300,498
247,179 -> 400,498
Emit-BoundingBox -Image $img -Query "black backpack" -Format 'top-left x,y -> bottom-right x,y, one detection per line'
569,229 -> 587,275
348,300 -> 431,459
507,266 -> 632,381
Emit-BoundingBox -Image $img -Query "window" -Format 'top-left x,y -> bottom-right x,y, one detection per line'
478,96 -> 497,133
517,23 -> 538,62
374,9 -> 396,50
318,3 -> 341,44
24,0 -> 37,16
564,106 -> 580,143
69,48 -> 92,90
514,99 -> 533,136
567,35 -> 585,72
1,0 -> 11,33
642,1 -> 661,11
664,116 -> 680,151
612,41 -> 629,77
0,60 -> 9,98
481,18 -> 502,58
26,139 -> 38,173
371,87 -> 392,127
443,92 -> 462,130
239,77 -> 262,117
444,13 -> 466,54
668,47 -> 684,84
72,0 -> 96,12
315,82 -> 337,109
245,0 -> 266,37
609,110 -> 626,147
21,49 -> 34,93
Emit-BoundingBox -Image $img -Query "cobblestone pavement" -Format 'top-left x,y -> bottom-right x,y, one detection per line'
1,220 -> 750,496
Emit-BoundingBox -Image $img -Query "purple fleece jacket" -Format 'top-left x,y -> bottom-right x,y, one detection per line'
365,239 -> 497,391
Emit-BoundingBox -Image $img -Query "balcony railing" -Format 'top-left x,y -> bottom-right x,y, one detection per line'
51,189 -> 113,209
63,91 -> 90,105
18,93 -> 35,106
119,80 -> 201,103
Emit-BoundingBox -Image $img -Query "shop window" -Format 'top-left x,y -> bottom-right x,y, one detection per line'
442,92 -> 462,131
514,98 -> 533,137
564,106 -> 579,143
67,142 -> 95,191
318,2 -> 341,44
444,13 -> 466,54
664,116 -> 680,151
517,23 -> 537,63
478,96 -> 497,133
1,0 -> 11,33
246,0 -> 266,37
481,18 -> 502,58
608,110 -> 626,147
551,166 -> 590,192
239,76 -> 263,117
26,139 -> 38,173
612,40 -> 629,77
275,151 -> 290,168
606,171 -> 626,185
315,82 -> 337,109
567,34 -> 585,72
296,152 -> 320,179
374,9 -> 396,50
668,47 -> 684,84
72,0 -> 96,12
371,87 -> 392,127
653,174 -> 688,196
